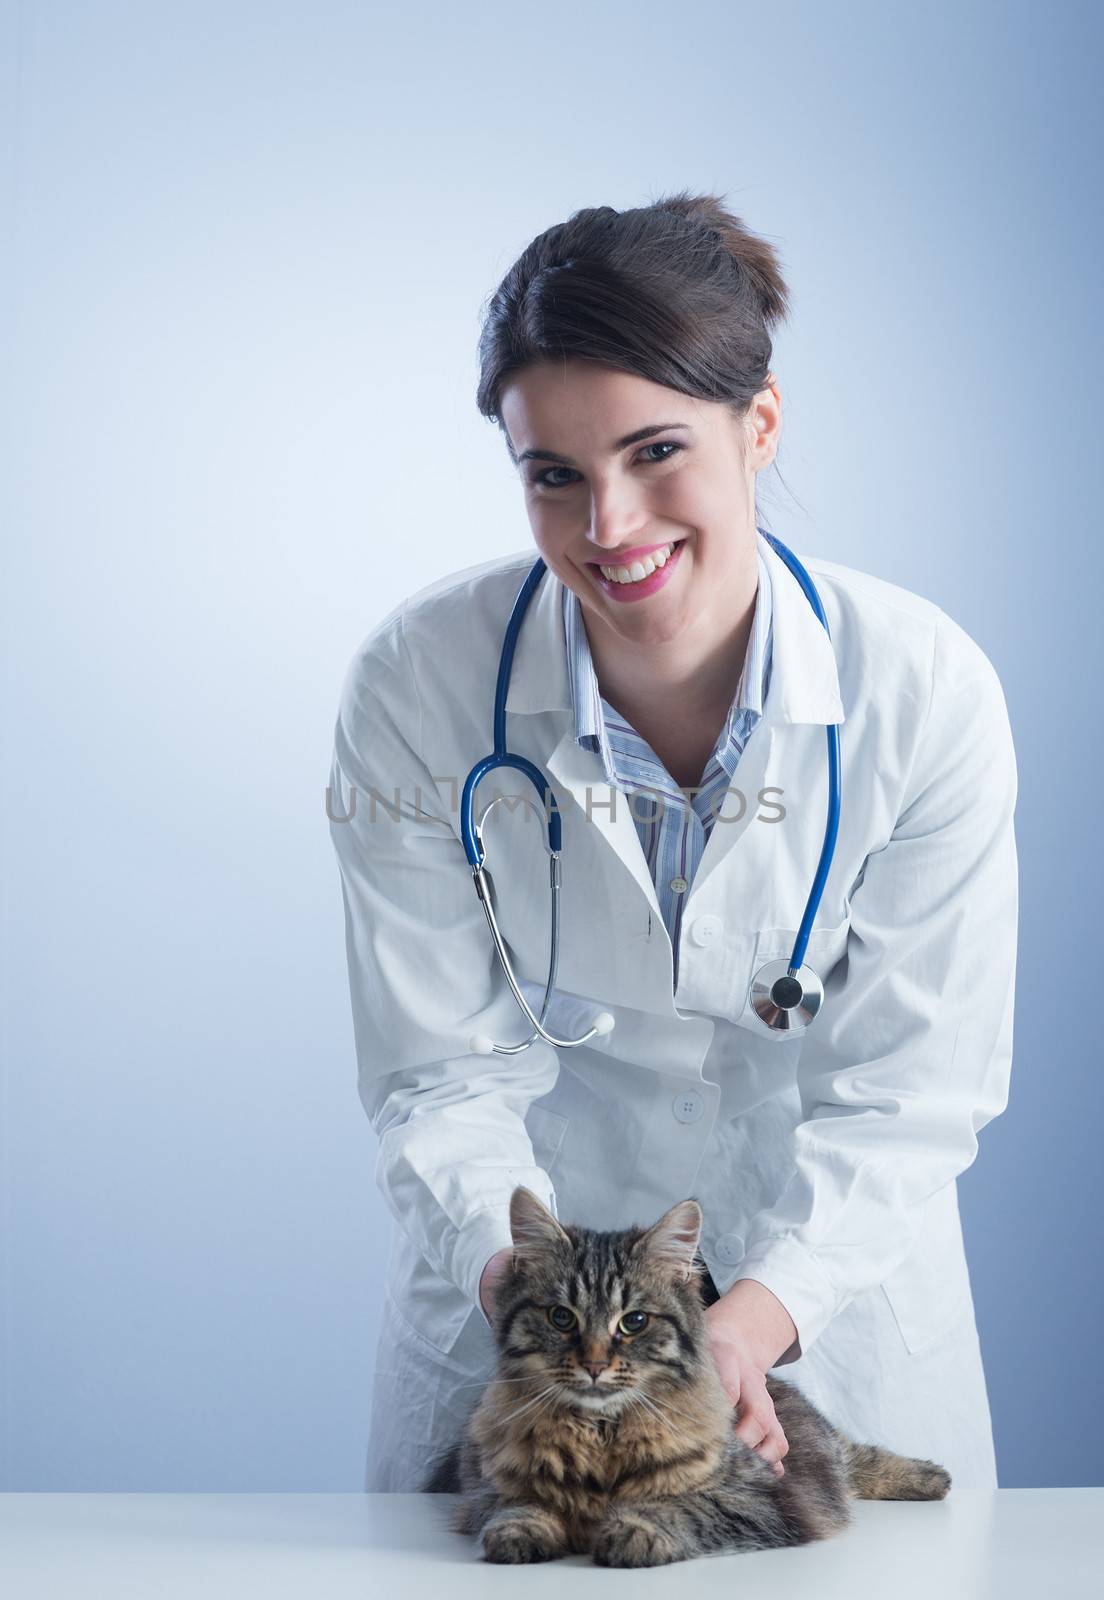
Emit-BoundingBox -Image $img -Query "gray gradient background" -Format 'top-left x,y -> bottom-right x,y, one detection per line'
2,0 -> 1101,1491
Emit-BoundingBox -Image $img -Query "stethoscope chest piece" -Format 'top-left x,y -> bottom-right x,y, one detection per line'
748,958 -> 825,1035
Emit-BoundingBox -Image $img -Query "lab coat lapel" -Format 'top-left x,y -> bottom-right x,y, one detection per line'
688,717 -> 779,900
543,727 -> 665,927
684,534 -> 846,903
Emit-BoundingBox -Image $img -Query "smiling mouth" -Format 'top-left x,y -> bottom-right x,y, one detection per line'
586,537 -> 688,581
586,537 -> 686,565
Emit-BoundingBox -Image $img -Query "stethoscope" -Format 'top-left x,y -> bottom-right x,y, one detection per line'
461,530 -> 841,1056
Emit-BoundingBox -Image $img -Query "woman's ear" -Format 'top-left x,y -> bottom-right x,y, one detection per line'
744,379 -> 782,472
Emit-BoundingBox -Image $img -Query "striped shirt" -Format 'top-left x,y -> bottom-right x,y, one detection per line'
562,550 -> 774,990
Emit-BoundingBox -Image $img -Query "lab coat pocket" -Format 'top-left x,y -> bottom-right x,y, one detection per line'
734,919 -> 851,1038
880,1262 -> 973,1356
878,1186 -> 974,1355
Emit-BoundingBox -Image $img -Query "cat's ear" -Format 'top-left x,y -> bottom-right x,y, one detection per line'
509,1185 -> 570,1267
631,1199 -> 703,1282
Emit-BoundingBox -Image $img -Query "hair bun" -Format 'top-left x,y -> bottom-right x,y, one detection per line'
656,191 -> 790,329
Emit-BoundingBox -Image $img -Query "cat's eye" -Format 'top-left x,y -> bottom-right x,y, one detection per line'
547,1305 -> 577,1331
618,1310 -> 649,1335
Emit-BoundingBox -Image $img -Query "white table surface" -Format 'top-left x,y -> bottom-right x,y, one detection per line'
1,1491 -> 1101,1598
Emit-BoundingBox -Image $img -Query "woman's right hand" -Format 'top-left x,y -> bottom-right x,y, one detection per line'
479,1247 -> 514,1320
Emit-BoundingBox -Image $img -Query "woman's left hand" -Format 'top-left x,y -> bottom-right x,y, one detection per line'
703,1296 -> 790,1478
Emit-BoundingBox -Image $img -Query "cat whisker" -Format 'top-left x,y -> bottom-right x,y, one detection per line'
625,1388 -> 685,1438
621,1392 -> 665,1438
527,1386 -> 565,1430
497,1382 -> 563,1427
447,1375 -> 542,1389
636,1388 -> 679,1419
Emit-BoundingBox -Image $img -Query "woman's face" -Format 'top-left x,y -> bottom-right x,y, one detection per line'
498,360 -> 781,654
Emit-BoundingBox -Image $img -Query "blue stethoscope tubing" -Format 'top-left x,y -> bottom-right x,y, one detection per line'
461,531 -> 841,1053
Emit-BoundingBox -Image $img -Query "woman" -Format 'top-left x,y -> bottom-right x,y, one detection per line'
327,192 -> 1018,1495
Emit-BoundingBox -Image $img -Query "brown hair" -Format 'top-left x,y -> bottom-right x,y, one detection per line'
476,190 -> 791,491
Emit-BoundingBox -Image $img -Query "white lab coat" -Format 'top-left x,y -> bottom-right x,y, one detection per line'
327,531 -> 1018,1493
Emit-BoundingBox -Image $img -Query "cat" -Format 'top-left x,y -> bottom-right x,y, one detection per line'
421,1185 -> 951,1567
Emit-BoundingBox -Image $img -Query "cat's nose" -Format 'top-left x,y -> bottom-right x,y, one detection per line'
582,1361 -> 610,1380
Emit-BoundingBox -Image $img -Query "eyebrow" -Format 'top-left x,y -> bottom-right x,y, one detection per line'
512,422 -> 693,467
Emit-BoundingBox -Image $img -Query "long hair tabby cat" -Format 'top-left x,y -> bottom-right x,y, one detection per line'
422,1186 -> 951,1566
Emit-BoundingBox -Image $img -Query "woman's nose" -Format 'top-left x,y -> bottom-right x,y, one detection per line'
586,481 -> 649,551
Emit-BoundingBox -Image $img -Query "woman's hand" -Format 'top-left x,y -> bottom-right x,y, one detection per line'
703,1289 -> 792,1479
478,1247 -> 514,1320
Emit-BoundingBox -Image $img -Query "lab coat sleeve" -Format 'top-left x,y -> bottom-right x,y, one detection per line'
735,612 -> 1018,1363
327,608 -> 561,1326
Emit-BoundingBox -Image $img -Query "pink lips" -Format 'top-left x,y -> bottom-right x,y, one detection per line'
590,537 -> 686,602
588,538 -> 681,567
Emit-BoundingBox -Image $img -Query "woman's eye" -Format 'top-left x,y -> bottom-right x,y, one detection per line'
636,440 -> 683,466
548,1305 -> 577,1331
534,464 -> 576,486
530,439 -> 684,491
532,467 -> 578,490
618,1310 -> 649,1335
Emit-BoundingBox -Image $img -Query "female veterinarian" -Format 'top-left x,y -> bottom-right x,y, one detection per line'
327,193 -> 1018,1495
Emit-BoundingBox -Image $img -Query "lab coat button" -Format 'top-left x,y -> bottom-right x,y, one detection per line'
715,1232 -> 745,1265
671,1090 -> 704,1124
690,915 -> 724,946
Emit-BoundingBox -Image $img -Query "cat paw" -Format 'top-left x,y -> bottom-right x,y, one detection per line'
593,1513 -> 680,1568
912,1460 -> 952,1500
481,1509 -> 565,1564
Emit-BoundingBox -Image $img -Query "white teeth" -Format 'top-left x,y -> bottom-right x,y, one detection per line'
599,542 -> 677,583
